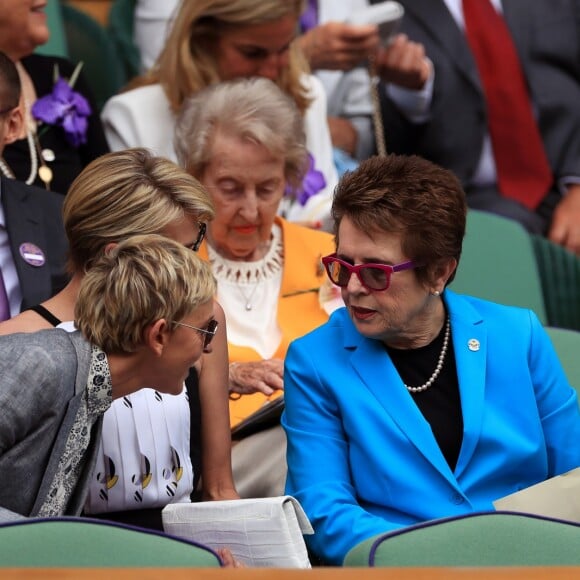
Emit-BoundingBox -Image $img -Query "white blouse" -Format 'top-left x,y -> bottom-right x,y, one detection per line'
57,321 -> 194,514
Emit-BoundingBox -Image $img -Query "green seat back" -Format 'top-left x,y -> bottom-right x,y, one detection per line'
531,235 -> 580,331
545,327 -> 580,398
107,0 -> 141,82
0,517 -> 221,568
344,512 -> 580,567
35,1 -> 69,58
451,210 -> 547,323
61,3 -> 127,112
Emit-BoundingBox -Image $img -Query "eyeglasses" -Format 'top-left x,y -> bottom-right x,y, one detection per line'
186,222 -> 207,252
172,318 -> 218,348
322,254 -> 418,292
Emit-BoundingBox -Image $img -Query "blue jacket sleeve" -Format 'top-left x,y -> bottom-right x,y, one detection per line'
282,339 -> 396,565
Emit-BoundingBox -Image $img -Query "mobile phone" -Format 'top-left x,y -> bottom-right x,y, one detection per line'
347,1 -> 404,46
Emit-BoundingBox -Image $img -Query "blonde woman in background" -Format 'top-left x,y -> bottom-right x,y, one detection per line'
101,0 -> 338,227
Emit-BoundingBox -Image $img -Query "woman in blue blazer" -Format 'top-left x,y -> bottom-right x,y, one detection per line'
282,154 -> 580,565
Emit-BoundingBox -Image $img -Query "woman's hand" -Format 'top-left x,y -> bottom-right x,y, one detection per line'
217,548 -> 244,568
229,359 -> 284,396
298,21 -> 380,71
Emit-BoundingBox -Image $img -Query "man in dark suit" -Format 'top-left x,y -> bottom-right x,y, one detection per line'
372,0 -> 580,255
0,51 -> 67,319
1,175 -> 68,312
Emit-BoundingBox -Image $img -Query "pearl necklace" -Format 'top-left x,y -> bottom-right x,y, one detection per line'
405,317 -> 451,394
0,128 -> 38,185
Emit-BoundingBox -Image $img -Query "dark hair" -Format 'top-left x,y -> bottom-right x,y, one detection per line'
0,51 -> 20,112
332,154 -> 467,287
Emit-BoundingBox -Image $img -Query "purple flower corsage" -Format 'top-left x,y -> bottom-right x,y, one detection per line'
286,152 -> 326,206
31,63 -> 92,147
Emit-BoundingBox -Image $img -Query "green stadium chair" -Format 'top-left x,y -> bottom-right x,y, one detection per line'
61,3 -> 127,112
545,326 -> 580,398
451,210 -> 548,323
107,0 -> 141,82
531,235 -> 580,331
344,512 -> 580,567
0,517 -> 221,567
36,1 -> 69,58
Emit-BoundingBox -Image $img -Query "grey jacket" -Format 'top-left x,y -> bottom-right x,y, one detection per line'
0,330 -> 103,520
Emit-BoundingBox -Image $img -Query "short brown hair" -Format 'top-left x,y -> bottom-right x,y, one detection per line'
75,234 -> 217,354
63,148 -> 215,273
332,154 -> 467,286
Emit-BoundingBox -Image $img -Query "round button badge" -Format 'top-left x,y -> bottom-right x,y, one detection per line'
19,243 -> 46,267
468,338 -> 480,352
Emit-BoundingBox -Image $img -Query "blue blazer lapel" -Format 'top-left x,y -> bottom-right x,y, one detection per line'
345,321 -> 455,482
445,291 -> 487,478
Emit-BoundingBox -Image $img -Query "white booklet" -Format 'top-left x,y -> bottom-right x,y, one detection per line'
493,467 -> 580,522
162,496 -> 314,568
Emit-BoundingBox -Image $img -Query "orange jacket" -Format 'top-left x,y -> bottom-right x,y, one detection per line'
199,217 -> 335,425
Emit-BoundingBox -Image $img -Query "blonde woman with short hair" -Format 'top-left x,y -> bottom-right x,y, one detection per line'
0,234 -> 217,520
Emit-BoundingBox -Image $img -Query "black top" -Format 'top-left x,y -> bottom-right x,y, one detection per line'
3,54 -> 109,195
385,319 -> 463,471
27,304 -> 63,327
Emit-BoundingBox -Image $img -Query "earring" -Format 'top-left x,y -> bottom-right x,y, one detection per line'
431,290 -> 441,297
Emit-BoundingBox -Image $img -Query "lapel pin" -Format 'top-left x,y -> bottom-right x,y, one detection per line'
468,338 -> 480,352
19,242 -> 46,267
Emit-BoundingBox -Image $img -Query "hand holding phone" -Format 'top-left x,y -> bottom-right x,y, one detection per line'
347,1 -> 404,46
298,20 -> 380,71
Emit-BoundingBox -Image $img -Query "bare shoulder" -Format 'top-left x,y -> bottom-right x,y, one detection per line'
213,300 -> 227,324
0,311 -> 53,336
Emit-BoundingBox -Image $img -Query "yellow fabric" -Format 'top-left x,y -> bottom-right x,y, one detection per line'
199,217 -> 335,426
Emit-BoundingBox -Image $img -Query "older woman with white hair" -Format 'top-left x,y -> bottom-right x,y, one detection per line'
175,76 -> 343,496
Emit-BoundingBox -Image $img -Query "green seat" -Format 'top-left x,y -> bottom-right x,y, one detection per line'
344,512 -> 580,567
451,209 -> 548,324
545,326 -> 580,398
61,3 -> 127,112
0,517 -> 221,567
35,1 -> 69,58
531,235 -> 580,331
107,0 -> 141,82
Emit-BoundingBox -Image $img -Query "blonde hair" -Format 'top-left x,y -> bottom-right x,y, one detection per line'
130,0 -> 311,114
63,148 -> 215,273
75,234 -> 217,354
175,77 -> 307,191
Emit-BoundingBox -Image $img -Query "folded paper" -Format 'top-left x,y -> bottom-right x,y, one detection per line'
493,467 -> 580,522
162,495 -> 313,568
